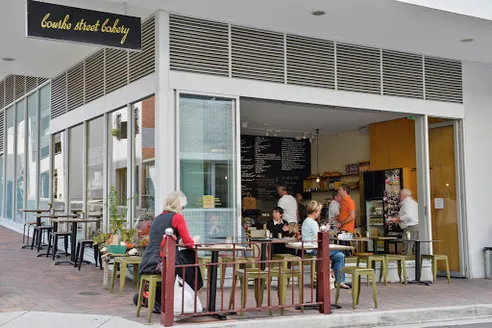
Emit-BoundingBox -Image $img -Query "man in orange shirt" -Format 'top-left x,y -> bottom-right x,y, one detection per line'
336,184 -> 356,232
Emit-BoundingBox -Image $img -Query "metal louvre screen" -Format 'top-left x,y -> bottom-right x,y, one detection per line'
0,110 -> 3,154
286,34 -> 335,89
26,76 -> 38,93
0,81 -> 4,110
130,16 -> 155,82
169,15 -> 229,76
336,43 -> 381,94
84,50 -> 105,103
168,15 -> 463,104
425,57 -> 463,103
105,48 -> 128,94
231,25 -> 284,83
382,50 -> 423,99
14,75 -> 25,100
67,62 -> 84,111
4,75 -> 14,106
51,73 -> 67,119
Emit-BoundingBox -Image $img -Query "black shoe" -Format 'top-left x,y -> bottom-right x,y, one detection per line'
133,293 -> 139,306
153,303 -> 161,314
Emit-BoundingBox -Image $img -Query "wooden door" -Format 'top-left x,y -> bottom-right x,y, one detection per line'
429,125 -> 460,273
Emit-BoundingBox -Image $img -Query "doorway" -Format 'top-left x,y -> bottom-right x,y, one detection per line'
428,119 -> 466,277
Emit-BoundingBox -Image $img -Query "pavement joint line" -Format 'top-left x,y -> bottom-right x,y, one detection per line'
95,315 -> 114,328
0,311 -> 27,327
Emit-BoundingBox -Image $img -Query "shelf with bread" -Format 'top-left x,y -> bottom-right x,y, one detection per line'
303,172 -> 360,193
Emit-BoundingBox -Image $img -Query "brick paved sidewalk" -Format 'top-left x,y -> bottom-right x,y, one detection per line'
2,226 -> 492,326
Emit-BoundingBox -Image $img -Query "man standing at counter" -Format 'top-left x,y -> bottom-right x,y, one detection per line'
296,193 -> 307,223
336,184 -> 356,232
391,188 -> 419,255
329,191 -> 342,228
277,185 -> 298,225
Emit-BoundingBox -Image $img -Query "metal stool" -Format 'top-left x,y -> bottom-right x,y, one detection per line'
74,240 -> 95,271
47,231 -> 71,260
31,226 -> 53,252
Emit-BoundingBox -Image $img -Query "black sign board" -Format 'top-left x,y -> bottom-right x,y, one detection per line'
241,135 -> 311,201
26,0 -> 142,50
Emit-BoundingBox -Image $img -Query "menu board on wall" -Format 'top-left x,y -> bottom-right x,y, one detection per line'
241,135 -> 311,201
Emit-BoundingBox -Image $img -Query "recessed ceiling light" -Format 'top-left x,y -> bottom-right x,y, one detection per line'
1,57 -> 15,62
460,38 -> 474,43
311,10 -> 326,16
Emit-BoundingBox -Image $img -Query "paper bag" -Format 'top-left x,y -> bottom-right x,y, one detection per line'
242,193 -> 257,210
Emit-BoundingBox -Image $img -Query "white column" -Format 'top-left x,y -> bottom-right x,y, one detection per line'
415,115 -> 432,254
154,11 -> 175,216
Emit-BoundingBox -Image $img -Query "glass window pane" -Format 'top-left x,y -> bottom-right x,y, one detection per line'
133,96 -> 155,218
52,131 -> 65,210
26,94 -> 37,220
179,94 -> 238,243
108,107 -> 128,203
5,107 -> 14,220
69,125 -> 84,211
39,85 -> 50,209
14,100 -> 25,223
87,117 -> 104,214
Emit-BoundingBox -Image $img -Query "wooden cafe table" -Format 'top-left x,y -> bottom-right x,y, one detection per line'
20,209 -> 62,249
53,218 -> 101,266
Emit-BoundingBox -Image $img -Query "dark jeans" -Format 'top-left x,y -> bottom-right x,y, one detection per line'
306,250 -> 346,283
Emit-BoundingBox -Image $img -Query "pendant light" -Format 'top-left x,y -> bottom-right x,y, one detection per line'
315,128 -> 320,183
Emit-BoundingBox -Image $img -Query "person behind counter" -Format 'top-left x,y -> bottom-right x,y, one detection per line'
296,193 -> 307,223
277,185 -> 298,225
336,184 -> 356,233
328,191 -> 342,229
302,200 -> 349,289
267,207 -> 295,255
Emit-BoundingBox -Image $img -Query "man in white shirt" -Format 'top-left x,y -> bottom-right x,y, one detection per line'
277,185 -> 298,224
391,188 -> 419,255
328,191 -> 341,229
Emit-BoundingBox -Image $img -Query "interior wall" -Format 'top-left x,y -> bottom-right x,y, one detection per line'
311,130 -> 370,225
462,61 -> 492,279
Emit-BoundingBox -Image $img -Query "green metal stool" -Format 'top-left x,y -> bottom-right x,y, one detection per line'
357,254 -> 387,286
136,274 -> 162,323
421,254 -> 451,284
384,254 -> 409,285
110,256 -> 142,296
335,266 -> 378,310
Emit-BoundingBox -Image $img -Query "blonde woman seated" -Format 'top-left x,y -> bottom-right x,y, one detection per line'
139,191 -> 203,312
301,200 -> 350,289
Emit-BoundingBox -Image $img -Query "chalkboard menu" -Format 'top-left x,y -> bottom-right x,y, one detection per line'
241,135 -> 311,201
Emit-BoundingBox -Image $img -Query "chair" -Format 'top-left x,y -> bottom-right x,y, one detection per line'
74,240 -> 95,270
271,253 -> 302,286
230,266 -> 304,316
356,254 -> 387,286
31,226 -> 54,252
421,254 -> 451,284
136,274 -> 162,323
47,231 -> 71,260
110,256 -> 142,296
384,254 -> 408,285
335,267 -> 378,310
220,241 -> 260,289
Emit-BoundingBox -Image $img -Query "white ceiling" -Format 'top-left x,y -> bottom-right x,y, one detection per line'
240,98 -> 407,138
397,0 -> 492,21
2,0 -> 492,80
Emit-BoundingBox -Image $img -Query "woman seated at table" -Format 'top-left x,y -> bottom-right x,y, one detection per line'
302,200 -> 350,289
138,191 -> 203,312
267,207 -> 295,255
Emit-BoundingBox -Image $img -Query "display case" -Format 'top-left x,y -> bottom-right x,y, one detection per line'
366,199 -> 384,252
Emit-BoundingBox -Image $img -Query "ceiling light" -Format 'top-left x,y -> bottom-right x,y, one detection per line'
241,122 -> 248,128
460,38 -> 474,43
311,10 -> 326,16
1,57 -> 15,62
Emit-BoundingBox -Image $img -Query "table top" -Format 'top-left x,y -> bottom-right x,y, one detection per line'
250,237 -> 297,243
37,214 -> 80,218
368,236 -> 398,240
337,237 -> 371,242
286,242 -> 354,251
197,244 -> 248,251
52,218 -> 101,223
23,209 -> 64,213
408,239 -> 441,243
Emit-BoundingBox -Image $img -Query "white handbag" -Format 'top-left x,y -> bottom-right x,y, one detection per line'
174,275 -> 203,315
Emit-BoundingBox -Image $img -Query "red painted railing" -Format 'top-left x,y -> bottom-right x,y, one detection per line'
160,232 -> 332,327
